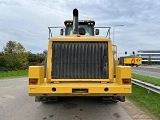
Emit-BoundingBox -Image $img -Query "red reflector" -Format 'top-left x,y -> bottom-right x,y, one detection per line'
29,79 -> 38,84
122,79 -> 131,84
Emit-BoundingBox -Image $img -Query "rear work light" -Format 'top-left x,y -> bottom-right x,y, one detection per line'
29,78 -> 38,85
122,79 -> 131,84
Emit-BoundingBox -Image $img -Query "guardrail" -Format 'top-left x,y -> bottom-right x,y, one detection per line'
132,79 -> 160,94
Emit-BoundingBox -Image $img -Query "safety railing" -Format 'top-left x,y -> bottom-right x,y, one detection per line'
132,78 -> 160,94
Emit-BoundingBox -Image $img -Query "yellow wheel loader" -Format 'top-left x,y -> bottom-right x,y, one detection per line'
28,8 -> 131,103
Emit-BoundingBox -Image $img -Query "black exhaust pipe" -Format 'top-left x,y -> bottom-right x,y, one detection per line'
73,8 -> 78,34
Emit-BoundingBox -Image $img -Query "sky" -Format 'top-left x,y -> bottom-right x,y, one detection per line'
0,0 -> 160,56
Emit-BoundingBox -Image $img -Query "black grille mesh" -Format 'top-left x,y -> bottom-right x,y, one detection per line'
52,42 -> 108,79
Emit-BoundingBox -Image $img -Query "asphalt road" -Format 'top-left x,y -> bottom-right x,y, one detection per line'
0,77 -> 152,120
132,66 -> 160,78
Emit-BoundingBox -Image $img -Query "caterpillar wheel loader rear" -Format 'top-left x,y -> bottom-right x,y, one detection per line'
28,9 -> 132,103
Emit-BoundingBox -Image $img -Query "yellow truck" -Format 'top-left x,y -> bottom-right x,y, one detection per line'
119,56 -> 142,67
28,9 -> 131,103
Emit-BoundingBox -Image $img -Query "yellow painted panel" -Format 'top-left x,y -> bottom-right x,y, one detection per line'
108,41 -> 114,82
116,66 -> 131,85
47,41 -> 52,82
28,82 -> 131,96
50,36 -> 111,42
29,66 -> 44,85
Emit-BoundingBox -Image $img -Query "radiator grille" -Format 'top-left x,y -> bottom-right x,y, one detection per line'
52,42 -> 108,79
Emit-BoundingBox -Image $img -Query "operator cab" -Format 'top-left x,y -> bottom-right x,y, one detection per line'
62,20 -> 98,36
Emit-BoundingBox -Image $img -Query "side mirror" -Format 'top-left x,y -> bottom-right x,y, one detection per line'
95,29 -> 99,35
60,29 -> 64,35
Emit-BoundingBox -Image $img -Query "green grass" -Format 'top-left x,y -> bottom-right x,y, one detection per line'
0,70 -> 28,79
128,84 -> 160,119
132,73 -> 160,86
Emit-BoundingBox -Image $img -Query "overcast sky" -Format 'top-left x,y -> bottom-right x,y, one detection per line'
0,0 -> 160,56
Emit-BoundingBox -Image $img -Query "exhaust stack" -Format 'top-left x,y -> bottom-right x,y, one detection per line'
73,8 -> 79,34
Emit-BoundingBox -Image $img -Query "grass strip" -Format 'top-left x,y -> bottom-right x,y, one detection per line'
128,84 -> 160,119
132,73 -> 160,86
0,70 -> 28,79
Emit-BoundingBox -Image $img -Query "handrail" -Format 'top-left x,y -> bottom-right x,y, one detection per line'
48,27 -> 65,39
94,27 -> 111,39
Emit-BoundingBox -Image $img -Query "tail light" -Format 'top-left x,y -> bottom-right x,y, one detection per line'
122,79 -> 131,84
29,78 -> 38,85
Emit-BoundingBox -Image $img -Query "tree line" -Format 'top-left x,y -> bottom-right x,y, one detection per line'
0,40 -> 46,71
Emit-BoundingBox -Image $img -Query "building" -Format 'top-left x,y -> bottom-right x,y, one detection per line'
137,50 -> 160,64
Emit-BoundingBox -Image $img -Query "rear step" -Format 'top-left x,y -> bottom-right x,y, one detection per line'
72,88 -> 88,94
